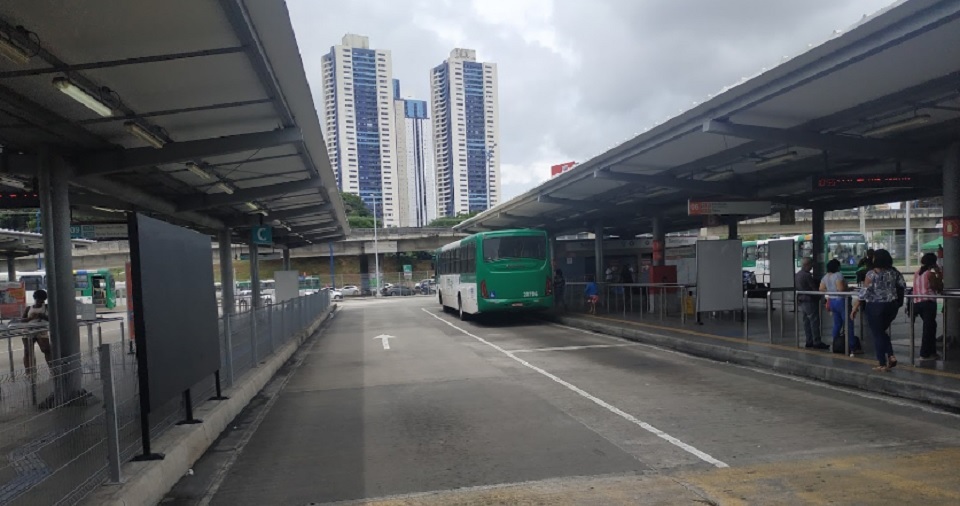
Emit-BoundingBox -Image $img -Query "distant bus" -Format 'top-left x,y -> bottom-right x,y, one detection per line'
743,232 -> 867,284
436,229 -> 553,319
0,269 -> 118,309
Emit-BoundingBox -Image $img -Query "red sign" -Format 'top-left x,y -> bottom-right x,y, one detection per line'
945,217 -> 960,239
550,161 -> 577,177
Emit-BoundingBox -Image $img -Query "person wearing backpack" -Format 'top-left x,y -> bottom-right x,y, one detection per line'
913,253 -> 944,361
820,259 -> 861,354
851,249 -> 906,371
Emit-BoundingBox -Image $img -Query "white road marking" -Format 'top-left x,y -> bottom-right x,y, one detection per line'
374,334 -> 394,350
548,322 -> 960,420
422,308 -> 729,468
511,343 -> 642,354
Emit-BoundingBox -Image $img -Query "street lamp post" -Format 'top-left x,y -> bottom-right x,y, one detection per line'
373,194 -> 381,297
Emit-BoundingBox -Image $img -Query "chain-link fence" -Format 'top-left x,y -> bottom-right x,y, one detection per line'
0,290 -> 332,506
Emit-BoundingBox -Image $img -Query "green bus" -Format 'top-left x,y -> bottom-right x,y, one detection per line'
436,229 -> 553,319
741,232 -> 867,284
74,268 -> 118,309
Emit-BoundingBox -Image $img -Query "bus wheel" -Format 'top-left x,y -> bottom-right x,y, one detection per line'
458,295 -> 469,321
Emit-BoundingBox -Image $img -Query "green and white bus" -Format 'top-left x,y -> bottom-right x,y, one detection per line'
436,229 -> 553,319
742,232 -> 867,284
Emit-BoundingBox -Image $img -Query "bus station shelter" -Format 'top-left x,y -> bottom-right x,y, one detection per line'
457,0 -> 960,350
0,0 -> 348,397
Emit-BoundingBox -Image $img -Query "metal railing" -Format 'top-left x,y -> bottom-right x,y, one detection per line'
0,290 -> 332,506
794,290 -> 859,355
743,288 -> 795,343
906,292 -> 960,364
562,282 -> 695,324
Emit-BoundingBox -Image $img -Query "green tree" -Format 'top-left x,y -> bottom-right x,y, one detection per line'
427,212 -> 480,228
340,192 -> 372,217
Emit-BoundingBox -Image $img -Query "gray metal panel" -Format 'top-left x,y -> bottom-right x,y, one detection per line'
695,240 -> 743,313
768,239 -> 796,290
130,213 -> 220,411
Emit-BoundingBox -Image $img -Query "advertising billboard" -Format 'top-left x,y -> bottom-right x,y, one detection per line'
550,161 -> 577,178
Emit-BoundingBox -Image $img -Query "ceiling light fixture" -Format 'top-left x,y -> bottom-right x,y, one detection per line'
92,206 -> 126,213
52,77 -> 113,117
0,35 -> 30,64
863,114 -> 931,137
755,151 -> 798,169
185,162 -> 212,180
215,182 -> 235,195
244,202 -> 259,212
124,121 -> 166,148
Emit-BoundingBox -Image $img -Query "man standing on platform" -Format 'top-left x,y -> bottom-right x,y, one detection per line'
796,257 -> 829,349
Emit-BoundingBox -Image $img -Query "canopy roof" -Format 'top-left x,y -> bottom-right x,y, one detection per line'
458,0 -> 960,238
0,0 -> 347,246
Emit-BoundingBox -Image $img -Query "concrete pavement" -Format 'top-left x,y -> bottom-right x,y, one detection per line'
166,297 -> 960,505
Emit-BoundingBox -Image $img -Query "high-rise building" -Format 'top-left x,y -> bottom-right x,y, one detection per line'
393,80 -> 438,227
321,34 -> 400,226
431,48 -> 499,217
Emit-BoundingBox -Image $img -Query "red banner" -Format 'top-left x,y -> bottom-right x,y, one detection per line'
944,217 -> 960,239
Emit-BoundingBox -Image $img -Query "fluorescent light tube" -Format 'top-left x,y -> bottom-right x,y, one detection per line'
755,151 -> 798,169
52,77 -> 113,117
245,202 -> 259,212
863,115 -> 931,137
0,36 -> 30,64
215,182 -> 234,195
186,162 -> 212,180
124,121 -> 165,148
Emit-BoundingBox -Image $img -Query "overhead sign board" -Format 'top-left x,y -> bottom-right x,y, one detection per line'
252,226 -> 272,246
0,192 -> 40,209
688,200 -> 772,216
812,174 -> 928,190
70,223 -> 128,240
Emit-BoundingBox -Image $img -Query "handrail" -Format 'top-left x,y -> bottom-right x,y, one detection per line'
564,282 -> 693,324
796,290 -> 856,297
905,293 -> 960,362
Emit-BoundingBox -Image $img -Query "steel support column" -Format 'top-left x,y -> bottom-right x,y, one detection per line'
249,238 -> 261,309
219,230 -> 235,315
653,217 -> 666,267
812,207 -> 826,280
38,153 -> 81,399
282,247 -> 291,271
6,255 -> 15,284
594,223 -> 604,281
943,142 -> 960,358
727,218 -> 739,240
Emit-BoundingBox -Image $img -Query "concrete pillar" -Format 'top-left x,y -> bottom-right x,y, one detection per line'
812,207 -> 826,280
652,217 -> 666,267
6,255 -> 15,283
328,242 -> 336,288
904,200 -> 912,270
38,152 -> 81,397
249,236 -> 261,309
282,247 -> 291,271
550,235 -> 558,271
727,218 -> 738,240
594,223 -> 604,281
219,229 -> 235,315
943,142 -> 960,357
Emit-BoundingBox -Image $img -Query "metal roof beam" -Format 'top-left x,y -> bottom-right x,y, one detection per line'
537,194 -> 604,211
266,204 -> 332,221
0,47 -> 246,78
594,169 -> 748,197
77,128 -> 303,176
702,120 -> 926,163
176,178 -> 321,212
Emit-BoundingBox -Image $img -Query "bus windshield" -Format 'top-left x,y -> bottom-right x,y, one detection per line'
829,240 -> 864,266
483,236 -> 546,262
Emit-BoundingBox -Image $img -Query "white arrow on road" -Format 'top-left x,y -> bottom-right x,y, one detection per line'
373,334 -> 395,350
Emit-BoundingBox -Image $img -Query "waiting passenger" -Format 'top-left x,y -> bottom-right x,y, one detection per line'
21,289 -> 52,372
851,249 -> 905,372
796,258 -> 828,349
584,275 -> 599,315
820,259 -> 860,354
913,253 -> 943,361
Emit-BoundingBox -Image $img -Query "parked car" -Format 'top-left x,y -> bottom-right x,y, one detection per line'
340,285 -> 360,296
385,286 -> 414,296
330,289 -> 343,300
416,279 -> 436,294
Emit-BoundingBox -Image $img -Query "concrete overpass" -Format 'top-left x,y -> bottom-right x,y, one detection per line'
15,227 -> 467,271
703,207 -> 943,237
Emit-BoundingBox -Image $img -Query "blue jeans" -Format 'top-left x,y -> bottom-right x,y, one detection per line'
829,298 -> 857,349
865,301 -> 898,366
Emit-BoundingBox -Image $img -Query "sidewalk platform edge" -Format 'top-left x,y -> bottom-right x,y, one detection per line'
81,304 -> 337,506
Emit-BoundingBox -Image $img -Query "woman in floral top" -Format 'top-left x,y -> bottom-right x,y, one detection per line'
851,249 -> 905,371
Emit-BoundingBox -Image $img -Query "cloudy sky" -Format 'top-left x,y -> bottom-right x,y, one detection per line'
287,0 -> 897,201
